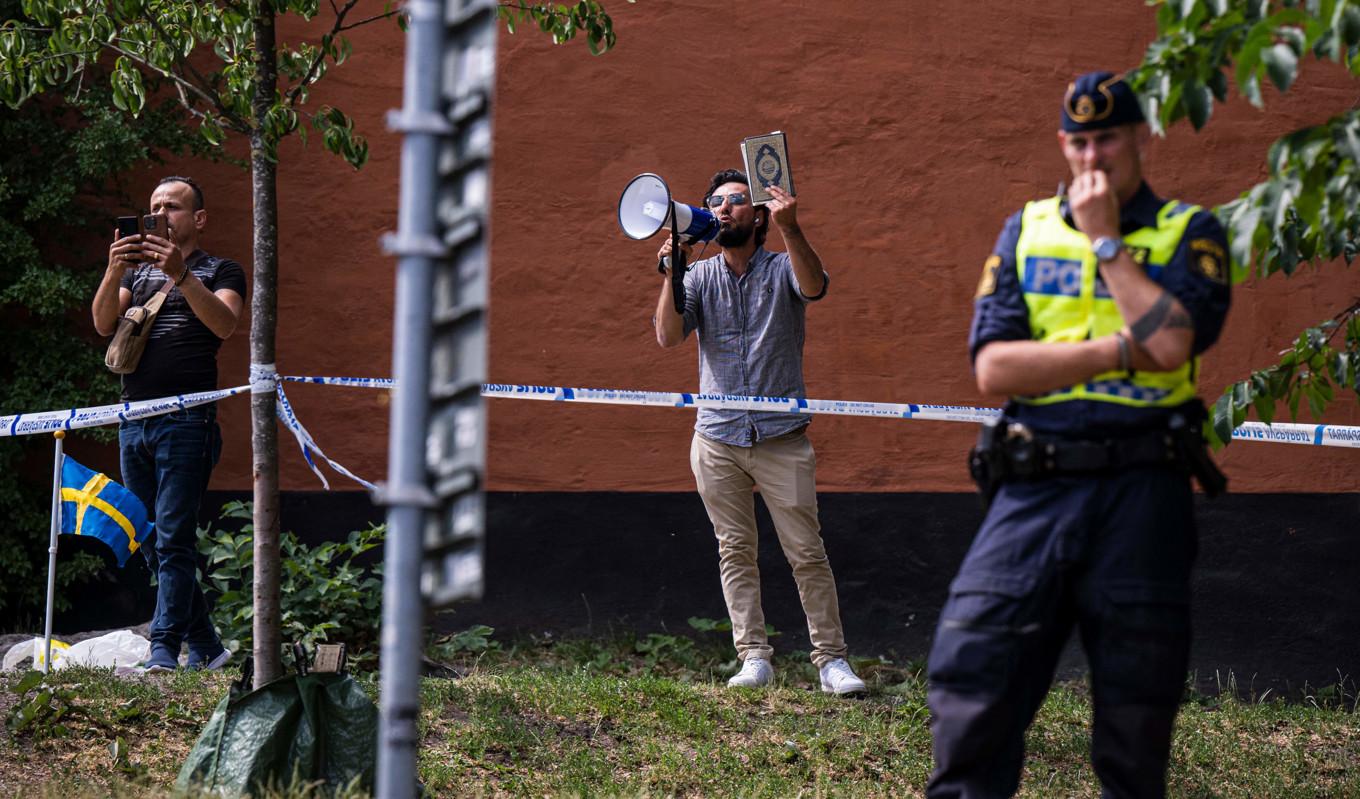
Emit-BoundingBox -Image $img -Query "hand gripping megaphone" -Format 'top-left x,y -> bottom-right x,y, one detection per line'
617,173 -> 719,314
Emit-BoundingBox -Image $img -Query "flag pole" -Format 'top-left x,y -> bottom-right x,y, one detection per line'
43,431 -> 64,674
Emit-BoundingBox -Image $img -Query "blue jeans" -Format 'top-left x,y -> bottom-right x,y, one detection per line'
119,406 -> 224,660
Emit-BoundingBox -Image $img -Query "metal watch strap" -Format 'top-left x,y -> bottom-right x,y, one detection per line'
1092,236 -> 1125,262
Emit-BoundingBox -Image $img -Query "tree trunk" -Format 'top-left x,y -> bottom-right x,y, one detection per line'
250,2 -> 282,689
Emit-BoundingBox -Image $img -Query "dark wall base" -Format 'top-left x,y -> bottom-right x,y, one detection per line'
42,489 -> 1359,694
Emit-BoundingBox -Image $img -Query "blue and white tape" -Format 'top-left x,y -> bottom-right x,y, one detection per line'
282,376 -> 396,389
2,386 -> 250,437
273,384 -> 378,491
477,383 -> 1360,449
2,378 -> 1358,453
478,384 -> 1002,425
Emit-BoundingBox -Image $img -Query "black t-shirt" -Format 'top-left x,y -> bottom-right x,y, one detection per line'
118,249 -> 247,401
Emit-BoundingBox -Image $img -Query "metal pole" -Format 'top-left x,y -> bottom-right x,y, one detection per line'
377,0 -> 446,795
43,431 -> 65,674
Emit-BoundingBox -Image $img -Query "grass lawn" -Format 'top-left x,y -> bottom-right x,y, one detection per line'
1,634 -> 1356,797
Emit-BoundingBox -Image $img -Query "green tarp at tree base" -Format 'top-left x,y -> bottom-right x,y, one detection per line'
177,671 -> 377,796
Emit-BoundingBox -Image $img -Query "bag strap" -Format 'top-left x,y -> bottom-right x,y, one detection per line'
141,276 -> 174,314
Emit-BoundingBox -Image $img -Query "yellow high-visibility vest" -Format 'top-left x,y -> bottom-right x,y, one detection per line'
1012,196 -> 1199,408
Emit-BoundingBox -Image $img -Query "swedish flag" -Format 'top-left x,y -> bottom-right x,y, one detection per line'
59,457 -> 153,567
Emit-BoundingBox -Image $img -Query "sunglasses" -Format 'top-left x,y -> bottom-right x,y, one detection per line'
705,192 -> 750,209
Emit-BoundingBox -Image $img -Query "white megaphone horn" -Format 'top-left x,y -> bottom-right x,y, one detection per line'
617,173 -> 719,244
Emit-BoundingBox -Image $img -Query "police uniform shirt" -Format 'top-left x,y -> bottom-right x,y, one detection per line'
969,182 -> 1231,436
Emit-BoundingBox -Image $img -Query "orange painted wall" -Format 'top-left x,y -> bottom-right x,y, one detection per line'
130,2 -> 1357,495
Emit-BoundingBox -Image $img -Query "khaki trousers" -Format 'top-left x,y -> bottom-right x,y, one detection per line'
690,430 -> 848,667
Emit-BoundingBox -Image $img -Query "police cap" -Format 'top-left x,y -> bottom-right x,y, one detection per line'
1060,71 -> 1144,132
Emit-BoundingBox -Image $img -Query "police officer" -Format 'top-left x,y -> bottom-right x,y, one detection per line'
925,71 -> 1232,798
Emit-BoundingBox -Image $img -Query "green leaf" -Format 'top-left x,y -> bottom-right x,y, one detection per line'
1241,71 -> 1264,107
1306,382 -> 1327,418
13,670 -> 44,695
1252,389 -> 1276,424
1213,393 -> 1234,443
1207,68 -> 1229,101
1184,80 -> 1213,129
1343,5 -> 1360,45
1262,42 -> 1300,92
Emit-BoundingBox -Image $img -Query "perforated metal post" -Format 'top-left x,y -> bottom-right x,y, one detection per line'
422,0 -> 493,609
378,0 -> 492,796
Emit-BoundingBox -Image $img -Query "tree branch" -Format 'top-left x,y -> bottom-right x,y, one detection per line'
100,40 -> 248,131
1324,301 -> 1360,346
283,0 -> 360,108
13,48 -> 102,66
140,12 -> 222,118
336,8 -> 401,32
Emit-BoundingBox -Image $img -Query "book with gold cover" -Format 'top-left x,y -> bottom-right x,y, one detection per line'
740,131 -> 794,206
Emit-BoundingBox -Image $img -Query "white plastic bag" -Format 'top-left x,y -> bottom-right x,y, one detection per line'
60,630 -> 150,669
1,637 -> 70,671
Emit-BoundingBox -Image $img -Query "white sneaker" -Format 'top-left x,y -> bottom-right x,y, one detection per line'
726,656 -> 774,688
819,658 -> 867,695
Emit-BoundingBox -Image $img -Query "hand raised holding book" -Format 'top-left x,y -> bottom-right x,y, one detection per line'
765,185 -> 800,233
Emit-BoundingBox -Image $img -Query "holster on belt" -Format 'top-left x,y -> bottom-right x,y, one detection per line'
968,406 -> 1228,510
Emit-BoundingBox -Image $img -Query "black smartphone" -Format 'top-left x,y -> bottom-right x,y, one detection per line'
116,216 -> 140,239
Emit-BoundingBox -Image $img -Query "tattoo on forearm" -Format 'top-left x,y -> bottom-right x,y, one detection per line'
1166,310 -> 1193,331
1130,291 -> 1177,344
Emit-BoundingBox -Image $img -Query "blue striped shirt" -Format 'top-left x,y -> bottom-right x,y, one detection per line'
681,247 -> 828,446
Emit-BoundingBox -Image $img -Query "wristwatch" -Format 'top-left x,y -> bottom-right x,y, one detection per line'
1092,236 -> 1125,263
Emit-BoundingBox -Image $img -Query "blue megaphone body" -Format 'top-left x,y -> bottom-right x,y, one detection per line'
617,173 -> 719,244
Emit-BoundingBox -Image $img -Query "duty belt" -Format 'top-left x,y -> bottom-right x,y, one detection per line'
968,412 -> 1227,509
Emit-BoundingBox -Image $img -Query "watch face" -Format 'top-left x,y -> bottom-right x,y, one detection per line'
1094,238 -> 1122,261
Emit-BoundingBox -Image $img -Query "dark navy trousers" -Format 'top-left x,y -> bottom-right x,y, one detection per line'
926,466 -> 1197,799
119,405 -> 223,663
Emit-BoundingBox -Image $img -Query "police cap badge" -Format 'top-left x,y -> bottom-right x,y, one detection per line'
1061,71 -> 1145,132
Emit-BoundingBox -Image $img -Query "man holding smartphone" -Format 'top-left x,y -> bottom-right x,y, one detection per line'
92,176 -> 246,672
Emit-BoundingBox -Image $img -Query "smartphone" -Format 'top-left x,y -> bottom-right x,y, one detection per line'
140,213 -> 169,239
116,216 -> 140,239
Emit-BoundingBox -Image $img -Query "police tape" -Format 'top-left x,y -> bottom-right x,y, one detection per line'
3,378 -> 1358,451
478,384 -> 1001,424
2,386 -> 251,437
478,383 -> 1360,449
0,381 -> 377,492
274,382 -> 377,491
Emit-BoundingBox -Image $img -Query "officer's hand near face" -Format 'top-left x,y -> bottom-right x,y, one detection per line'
1069,170 -> 1121,241
765,185 -> 798,231
657,237 -> 693,276
108,230 -> 143,274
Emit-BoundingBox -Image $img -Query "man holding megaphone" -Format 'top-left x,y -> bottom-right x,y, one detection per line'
651,169 -> 865,696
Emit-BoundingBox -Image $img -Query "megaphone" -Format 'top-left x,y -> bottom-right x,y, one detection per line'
617,173 -> 719,244
618,173 -> 718,315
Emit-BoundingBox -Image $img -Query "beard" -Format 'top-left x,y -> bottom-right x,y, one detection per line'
716,221 -> 754,248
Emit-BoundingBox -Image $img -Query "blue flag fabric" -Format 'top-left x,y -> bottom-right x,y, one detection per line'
59,456 -> 153,568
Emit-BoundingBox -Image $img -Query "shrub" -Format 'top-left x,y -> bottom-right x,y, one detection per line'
197,501 -> 384,662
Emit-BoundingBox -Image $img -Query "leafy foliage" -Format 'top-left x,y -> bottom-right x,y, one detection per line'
0,0 -> 212,625
427,624 -> 500,662
6,669 -> 81,739
197,501 -> 385,659
0,0 -> 383,168
498,0 -> 631,55
1212,303 -> 1359,441
1130,0 -> 1360,444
